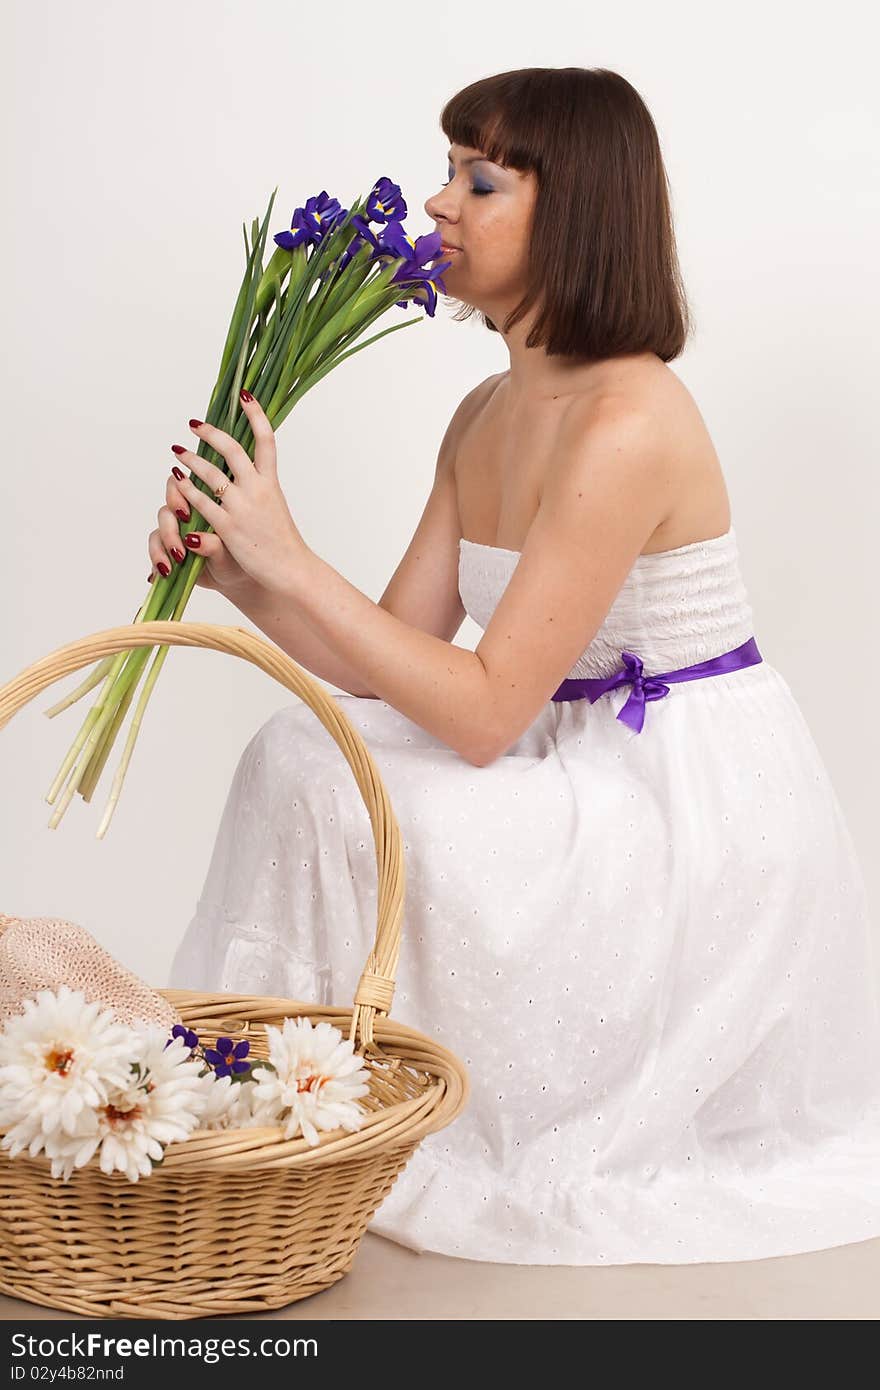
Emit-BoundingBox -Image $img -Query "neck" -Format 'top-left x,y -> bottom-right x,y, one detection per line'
503,326 -> 659,401
495,311 -> 603,400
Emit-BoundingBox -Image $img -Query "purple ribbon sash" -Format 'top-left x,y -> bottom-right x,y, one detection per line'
551,635 -> 763,733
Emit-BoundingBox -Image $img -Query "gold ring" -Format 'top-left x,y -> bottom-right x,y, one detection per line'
215,478 -> 231,502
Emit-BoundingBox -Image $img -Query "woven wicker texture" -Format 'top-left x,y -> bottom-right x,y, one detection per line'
0,912 -> 182,1030
0,620 -> 470,1319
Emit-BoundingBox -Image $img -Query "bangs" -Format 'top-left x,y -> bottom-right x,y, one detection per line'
440,77 -> 543,176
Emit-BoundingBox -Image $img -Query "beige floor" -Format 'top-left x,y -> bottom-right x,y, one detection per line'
2,1231 -> 880,1320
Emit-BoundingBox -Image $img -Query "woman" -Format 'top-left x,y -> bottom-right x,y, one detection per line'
164,68 -> 880,1265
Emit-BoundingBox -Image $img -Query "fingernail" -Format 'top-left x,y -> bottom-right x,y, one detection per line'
240,388 -> 254,403
157,561 -> 170,577
171,547 -> 186,564
175,507 -> 189,521
189,418 -> 203,429
147,572 -> 154,583
184,533 -> 201,548
171,445 -> 186,456
172,465 -> 185,481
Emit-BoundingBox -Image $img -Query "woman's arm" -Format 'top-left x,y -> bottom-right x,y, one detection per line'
230,582 -> 380,697
271,399 -> 674,765
219,377 -> 493,702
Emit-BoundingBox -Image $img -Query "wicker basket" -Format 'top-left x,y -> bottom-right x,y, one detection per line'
0,620 -> 470,1319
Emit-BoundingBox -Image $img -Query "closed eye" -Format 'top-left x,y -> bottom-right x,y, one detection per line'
441,179 -> 492,195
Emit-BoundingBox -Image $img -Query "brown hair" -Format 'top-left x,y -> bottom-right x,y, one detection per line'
438,67 -> 693,362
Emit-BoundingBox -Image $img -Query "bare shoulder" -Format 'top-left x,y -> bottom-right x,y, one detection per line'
552,369 -> 672,480
546,388 -> 677,531
441,371 -> 506,477
455,370 -> 506,434
562,357 -> 697,439
557,360 -> 729,545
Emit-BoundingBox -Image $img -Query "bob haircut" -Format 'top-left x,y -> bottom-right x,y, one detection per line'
439,67 -> 693,363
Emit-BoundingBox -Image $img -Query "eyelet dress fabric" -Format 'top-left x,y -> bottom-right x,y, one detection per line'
168,525 -> 880,1265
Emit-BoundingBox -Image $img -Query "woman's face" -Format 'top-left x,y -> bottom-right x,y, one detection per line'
423,142 -> 538,320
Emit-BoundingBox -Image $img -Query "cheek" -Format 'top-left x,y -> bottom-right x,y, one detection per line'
478,225 -> 529,279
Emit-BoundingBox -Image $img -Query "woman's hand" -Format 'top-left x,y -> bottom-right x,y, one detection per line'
166,389 -> 309,597
148,475 -> 255,598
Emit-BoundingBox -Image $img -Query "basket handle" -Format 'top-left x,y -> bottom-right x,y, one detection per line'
0,620 -> 406,1060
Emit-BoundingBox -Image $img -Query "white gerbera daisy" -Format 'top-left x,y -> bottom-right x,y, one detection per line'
193,1069 -> 237,1129
0,984 -> 136,1163
196,1069 -> 276,1130
250,1016 -> 371,1146
43,1025 -> 206,1182
191,1069 -> 254,1128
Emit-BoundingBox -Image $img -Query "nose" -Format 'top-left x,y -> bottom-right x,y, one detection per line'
423,186 -> 458,226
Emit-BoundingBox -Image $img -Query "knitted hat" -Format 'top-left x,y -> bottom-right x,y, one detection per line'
0,912 -> 182,1031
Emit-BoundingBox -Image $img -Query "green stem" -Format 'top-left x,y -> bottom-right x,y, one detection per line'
95,641 -> 172,839
43,653 -> 119,719
47,189 -> 435,827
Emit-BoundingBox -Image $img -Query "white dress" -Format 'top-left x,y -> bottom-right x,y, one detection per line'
168,524 -> 880,1265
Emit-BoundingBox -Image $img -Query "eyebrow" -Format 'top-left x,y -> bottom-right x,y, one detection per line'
446,149 -> 491,166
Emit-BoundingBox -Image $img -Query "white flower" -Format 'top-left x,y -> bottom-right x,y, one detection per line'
0,985 -> 135,1162
193,1070 -> 238,1128
249,1016 -> 371,1146
192,1069 -> 267,1130
0,991 -> 373,1179
43,1025 -> 206,1182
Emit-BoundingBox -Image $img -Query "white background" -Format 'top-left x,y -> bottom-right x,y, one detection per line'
1,0 -> 878,990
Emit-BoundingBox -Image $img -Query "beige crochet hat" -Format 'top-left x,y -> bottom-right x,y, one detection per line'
0,912 -> 182,1031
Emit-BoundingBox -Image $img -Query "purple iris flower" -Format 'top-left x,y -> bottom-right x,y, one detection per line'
271,178 -> 450,315
274,191 -> 348,252
334,218 -> 450,313
165,1023 -> 199,1051
331,212 -> 380,274
317,177 -> 406,274
204,1035 -> 251,1076
381,222 -> 451,317
364,176 -> 407,223
336,181 -> 407,270
333,209 -> 399,272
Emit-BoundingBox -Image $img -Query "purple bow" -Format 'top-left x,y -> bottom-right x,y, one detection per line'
551,636 -> 763,733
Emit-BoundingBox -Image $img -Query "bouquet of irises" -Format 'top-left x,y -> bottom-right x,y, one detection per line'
41,178 -> 450,837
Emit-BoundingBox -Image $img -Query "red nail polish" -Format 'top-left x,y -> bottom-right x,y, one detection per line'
240,388 -> 254,403
171,547 -> 186,564
189,418 -> 203,429
175,507 -> 189,521
172,465 -> 185,481
184,533 -> 201,548
147,572 -> 154,583
171,445 -> 186,456
157,561 -> 171,577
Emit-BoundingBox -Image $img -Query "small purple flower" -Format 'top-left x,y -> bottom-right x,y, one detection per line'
165,1023 -> 199,1051
204,1035 -> 251,1077
274,191 -> 348,252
